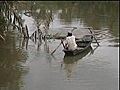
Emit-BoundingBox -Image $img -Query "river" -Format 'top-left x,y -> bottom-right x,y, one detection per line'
0,1 -> 119,90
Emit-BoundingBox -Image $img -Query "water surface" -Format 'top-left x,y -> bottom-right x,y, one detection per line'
0,1 -> 119,90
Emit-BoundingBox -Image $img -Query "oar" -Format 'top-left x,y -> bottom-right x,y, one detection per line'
61,39 -> 66,49
87,27 -> 100,46
71,27 -> 77,32
51,40 -> 62,55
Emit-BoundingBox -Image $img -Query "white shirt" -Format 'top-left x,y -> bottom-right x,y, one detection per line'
65,35 -> 77,50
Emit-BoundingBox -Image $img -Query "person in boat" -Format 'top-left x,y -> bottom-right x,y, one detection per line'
64,31 -> 77,50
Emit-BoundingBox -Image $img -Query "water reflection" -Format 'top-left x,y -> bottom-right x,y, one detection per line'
61,46 -> 93,79
22,1 -> 119,44
21,38 -> 29,50
0,35 -> 28,90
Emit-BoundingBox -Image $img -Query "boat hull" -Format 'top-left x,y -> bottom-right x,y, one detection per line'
63,35 -> 93,56
63,46 -> 92,63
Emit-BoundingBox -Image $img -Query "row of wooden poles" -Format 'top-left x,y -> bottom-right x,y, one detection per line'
1,1 -> 59,45
2,1 -> 29,39
2,1 -> 52,42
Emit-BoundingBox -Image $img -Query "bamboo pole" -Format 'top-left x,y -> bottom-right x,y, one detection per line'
13,12 -> 16,30
0,35 -> 6,41
25,25 -> 29,38
22,27 -> 27,38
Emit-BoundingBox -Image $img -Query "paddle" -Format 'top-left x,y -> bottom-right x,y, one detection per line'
51,40 -> 62,55
88,27 -> 100,46
50,27 -> 77,55
71,27 -> 77,32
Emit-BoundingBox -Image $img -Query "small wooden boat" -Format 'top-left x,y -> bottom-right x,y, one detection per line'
63,46 -> 93,63
62,34 -> 93,56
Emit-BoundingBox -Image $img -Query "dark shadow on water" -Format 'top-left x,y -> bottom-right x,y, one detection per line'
61,46 -> 93,79
63,46 -> 93,64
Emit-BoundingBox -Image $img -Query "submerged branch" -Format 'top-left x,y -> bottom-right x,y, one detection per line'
0,35 -> 6,41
